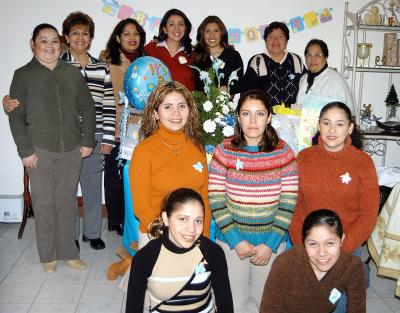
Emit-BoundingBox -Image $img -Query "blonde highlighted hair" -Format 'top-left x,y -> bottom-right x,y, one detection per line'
139,81 -> 203,150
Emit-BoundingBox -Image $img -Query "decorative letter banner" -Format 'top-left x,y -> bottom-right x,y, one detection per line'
101,0 -> 333,44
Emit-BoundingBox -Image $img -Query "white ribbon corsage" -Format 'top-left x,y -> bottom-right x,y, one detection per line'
340,172 -> 352,184
235,158 -> 244,171
193,161 -> 203,173
178,56 -> 187,64
195,262 -> 206,274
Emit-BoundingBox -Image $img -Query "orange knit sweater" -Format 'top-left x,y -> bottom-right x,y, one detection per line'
129,124 -> 210,235
289,137 -> 379,253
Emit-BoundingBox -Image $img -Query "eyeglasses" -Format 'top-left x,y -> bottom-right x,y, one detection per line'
305,52 -> 325,58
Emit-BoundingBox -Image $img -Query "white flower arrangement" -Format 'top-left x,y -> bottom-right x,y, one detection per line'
190,57 -> 240,150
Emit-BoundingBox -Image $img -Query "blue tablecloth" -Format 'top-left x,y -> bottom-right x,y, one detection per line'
122,161 -> 139,256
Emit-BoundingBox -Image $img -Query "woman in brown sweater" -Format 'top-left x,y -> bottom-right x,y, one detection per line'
260,209 -> 366,313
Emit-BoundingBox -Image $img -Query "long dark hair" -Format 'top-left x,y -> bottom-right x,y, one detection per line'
155,9 -> 192,55
312,101 -> 363,149
231,89 -> 279,152
194,15 -> 233,67
104,18 -> 146,65
149,188 -> 205,238
302,209 -> 344,243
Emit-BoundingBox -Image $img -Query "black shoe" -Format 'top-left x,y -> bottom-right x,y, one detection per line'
108,222 -> 124,236
75,240 -> 80,252
82,236 -> 105,250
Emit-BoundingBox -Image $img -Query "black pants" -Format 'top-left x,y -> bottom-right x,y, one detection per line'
104,143 -> 125,227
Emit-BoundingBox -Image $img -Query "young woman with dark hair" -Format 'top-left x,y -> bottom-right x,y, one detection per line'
289,101 -> 379,254
260,209 -> 366,313
100,18 -> 146,236
126,188 -> 233,313
193,15 -> 243,94
144,9 -> 196,90
208,89 -> 298,312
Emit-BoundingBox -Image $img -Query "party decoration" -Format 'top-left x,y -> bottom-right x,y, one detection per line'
124,56 -> 172,111
101,0 -> 334,43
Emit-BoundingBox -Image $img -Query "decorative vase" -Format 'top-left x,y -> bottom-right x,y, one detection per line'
386,105 -> 399,121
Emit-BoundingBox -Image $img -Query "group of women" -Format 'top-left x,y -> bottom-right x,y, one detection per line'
4,7 -> 380,313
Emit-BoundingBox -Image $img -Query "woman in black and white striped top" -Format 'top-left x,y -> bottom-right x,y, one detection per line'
126,188 -> 233,313
61,11 -> 116,250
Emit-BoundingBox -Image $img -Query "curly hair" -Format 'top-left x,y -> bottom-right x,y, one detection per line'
62,11 -> 95,39
139,81 -> 203,150
154,9 -> 192,56
194,15 -> 234,68
103,18 -> 146,65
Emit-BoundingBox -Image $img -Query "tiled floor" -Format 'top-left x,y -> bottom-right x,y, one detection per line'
0,220 -> 399,313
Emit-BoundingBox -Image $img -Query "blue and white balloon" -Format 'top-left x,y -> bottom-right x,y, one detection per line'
124,56 -> 172,111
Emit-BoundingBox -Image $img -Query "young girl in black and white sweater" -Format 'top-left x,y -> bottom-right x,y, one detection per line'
126,188 -> 233,313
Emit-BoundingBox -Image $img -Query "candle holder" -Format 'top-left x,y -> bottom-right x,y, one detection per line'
357,43 -> 373,67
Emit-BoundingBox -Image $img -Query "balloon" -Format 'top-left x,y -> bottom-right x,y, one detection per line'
124,56 -> 172,110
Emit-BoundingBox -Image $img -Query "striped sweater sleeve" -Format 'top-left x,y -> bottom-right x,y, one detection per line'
208,144 -> 243,249
267,146 -> 298,251
100,65 -> 116,145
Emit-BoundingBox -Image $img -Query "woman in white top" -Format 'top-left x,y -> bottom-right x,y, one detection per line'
297,39 -> 354,113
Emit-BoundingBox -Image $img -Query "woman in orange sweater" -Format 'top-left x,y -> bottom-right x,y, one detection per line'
129,81 -> 210,247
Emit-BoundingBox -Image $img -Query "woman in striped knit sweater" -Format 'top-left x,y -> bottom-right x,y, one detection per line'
208,89 -> 298,312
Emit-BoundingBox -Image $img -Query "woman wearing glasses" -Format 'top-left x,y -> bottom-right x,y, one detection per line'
296,39 -> 354,111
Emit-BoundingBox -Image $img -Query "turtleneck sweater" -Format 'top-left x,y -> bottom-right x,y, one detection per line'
129,123 -> 210,235
289,137 -> 379,253
126,234 -> 233,313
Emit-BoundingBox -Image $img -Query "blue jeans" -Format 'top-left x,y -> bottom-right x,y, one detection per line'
332,247 -> 369,313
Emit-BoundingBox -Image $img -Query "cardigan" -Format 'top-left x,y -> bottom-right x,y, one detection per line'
194,48 -> 244,95
126,234 -> 233,313
129,123 -> 210,235
242,52 -> 304,106
61,50 -> 116,146
145,40 -> 196,91
208,139 -> 298,252
259,244 -> 366,313
9,58 -> 95,158
289,137 -> 379,253
105,51 -> 141,127
297,67 -> 355,114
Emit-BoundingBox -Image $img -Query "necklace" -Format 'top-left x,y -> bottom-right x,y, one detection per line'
159,138 -> 185,156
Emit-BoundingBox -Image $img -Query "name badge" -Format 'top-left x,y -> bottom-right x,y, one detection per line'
329,288 -> 342,304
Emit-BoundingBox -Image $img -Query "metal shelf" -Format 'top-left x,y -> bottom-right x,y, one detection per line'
344,66 -> 400,73
346,25 -> 400,32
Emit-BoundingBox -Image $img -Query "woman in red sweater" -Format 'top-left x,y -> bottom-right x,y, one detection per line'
144,9 -> 195,91
289,101 -> 379,253
288,101 -> 378,313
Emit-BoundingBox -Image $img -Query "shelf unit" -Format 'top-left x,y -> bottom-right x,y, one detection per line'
341,0 -> 400,165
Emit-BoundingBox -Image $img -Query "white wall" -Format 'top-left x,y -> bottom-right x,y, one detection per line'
0,0 -> 397,196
